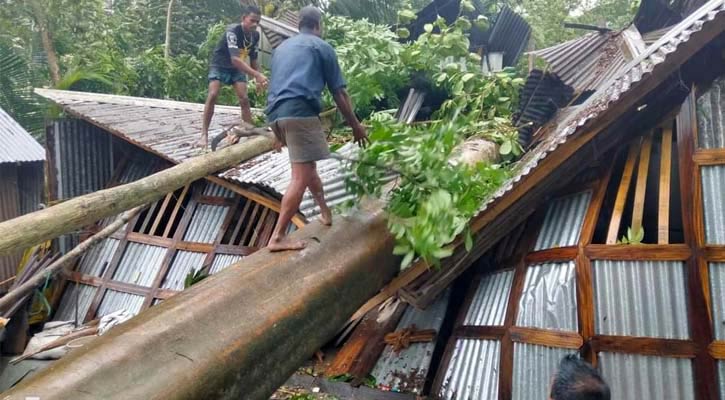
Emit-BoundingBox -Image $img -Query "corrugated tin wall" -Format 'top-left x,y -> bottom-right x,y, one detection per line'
599,352 -> 695,400
202,182 -> 236,198
0,165 -> 22,285
710,263 -> 725,340
594,260 -> 689,339
463,269 -> 514,326
534,191 -> 592,250
183,205 -> 229,243
110,243 -> 166,286
162,251 -> 206,291
97,290 -> 145,317
371,290 -> 450,394
701,165 -> 725,244
210,253 -> 244,274
51,119 -> 113,200
720,361 -> 725,400
512,343 -> 572,400
76,238 -> 120,277
439,339 -> 501,400
516,261 -> 578,332
17,162 -> 45,215
697,76 -> 725,148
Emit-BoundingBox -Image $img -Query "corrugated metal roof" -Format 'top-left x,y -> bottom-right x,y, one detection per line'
701,165 -> 725,244
478,0 -> 725,219
710,263 -> 725,340
53,283 -> 98,322
35,89 -> 356,218
210,253 -> 244,274
370,290 -> 450,394
261,13 -> 298,49
516,261 -> 578,332
438,339 -> 501,400
0,106 -> 45,163
599,352 -> 695,400
97,289 -> 145,317
512,343 -> 572,400
534,190 -> 592,250
223,142 -> 359,218
182,204 -> 229,243
486,5 -> 531,67
162,251 -> 206,291
697,75 -> 725,148
203,182 -> 236,198
77,238 -> 120,277
111,243 -> 166,286
463,269 -> 514,326
593,260 -> 690,339
514,69 -> 574,147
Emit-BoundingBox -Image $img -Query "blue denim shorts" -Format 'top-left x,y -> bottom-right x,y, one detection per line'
208,68 -> 247,85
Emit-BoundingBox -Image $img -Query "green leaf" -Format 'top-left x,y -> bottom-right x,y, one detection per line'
462,73 -> 476,83
464,230 -> 473,252
499,141 -> 513,155
396,28 -> 410,39
401,251 -> 415,269
424,23 -> 434,33
398,9 -> 416,23
461,0 -> 476,13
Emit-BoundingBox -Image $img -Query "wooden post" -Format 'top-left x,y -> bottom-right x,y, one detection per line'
0,137 -> 274,256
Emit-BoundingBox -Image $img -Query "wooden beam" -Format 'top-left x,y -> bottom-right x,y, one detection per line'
659,126 -> 673,244
585,244 -> 691,260
509,326 -> 583,349
631,133 -> 653,234
453,326 -> 507,340
606,143 -> 640,244
163,185 -> 190,238
590,335 -> 697,358
524,247 -> 578,264
709,341 -> 725,359
692,148 -> 725,165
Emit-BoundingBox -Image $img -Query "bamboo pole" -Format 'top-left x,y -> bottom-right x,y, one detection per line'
0,137 -> 274,256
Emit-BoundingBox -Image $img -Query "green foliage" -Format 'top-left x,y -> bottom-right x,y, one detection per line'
322,16 -> 407,119
0,43 -> 45,136
184,268 -> 209,289
617,226 -> 645,245
346,118 -> 508,269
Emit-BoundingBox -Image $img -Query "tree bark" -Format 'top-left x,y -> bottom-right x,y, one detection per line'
0,136 -> 274,256
29,0 -> 61,85
0,206 -> 144,315
164,0 -> 175,60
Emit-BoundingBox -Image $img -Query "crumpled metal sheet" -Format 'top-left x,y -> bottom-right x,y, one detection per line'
516,261 -> 578,332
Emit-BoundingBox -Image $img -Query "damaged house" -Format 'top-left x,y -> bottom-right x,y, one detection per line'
4,0 -> 725,399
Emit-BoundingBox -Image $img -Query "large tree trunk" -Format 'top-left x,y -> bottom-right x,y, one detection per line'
0,136 -> 274,256
29,0 -> 61,85
3,205 -> 399,400
164,0 -> 175,60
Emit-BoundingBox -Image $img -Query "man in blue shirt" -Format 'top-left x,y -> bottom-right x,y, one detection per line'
266,6 -> 368,252
197,5 -> 268,149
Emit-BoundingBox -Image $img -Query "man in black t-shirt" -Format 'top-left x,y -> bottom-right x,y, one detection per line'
198,5 -> 268,149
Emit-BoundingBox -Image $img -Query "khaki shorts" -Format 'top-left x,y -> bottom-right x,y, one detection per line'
271,117 -> 330,163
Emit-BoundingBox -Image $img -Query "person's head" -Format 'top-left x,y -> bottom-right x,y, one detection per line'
298,6 -> 323,36
241,5 -> 261,32
549,355 -> 610,400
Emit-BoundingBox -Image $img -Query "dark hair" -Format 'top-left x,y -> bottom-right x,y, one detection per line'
298,5 -> 322,30
243,5 -> 261,16
550,355 -> 610,400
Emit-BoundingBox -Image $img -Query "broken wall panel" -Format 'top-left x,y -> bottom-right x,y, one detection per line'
701,165 -> 725,244
516,261 -> 578,332
463,269 -> 514,326
97,290 -> 145,317
534,191 -> 592,250
439,339 -> 501,400
111,243 -> 166,287
710,263 -> 725,340
594,260 -> 690,339
54,283 -> 98,322
76,238 -> 120,277
512,343 -> 572,400
598,352 -> 695,400
697,76 -> 725,148
370,290 -> 450,394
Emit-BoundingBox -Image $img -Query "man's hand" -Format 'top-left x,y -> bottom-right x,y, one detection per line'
352,122 -> 369,148
254,72 -> 269,90
273,139 -> 283,152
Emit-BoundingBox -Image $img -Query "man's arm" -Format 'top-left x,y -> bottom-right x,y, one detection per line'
231,56 -> 263,79
333,88 -> 368,147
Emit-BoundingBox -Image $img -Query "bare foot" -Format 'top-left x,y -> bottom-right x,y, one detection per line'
226,132 -> 240,145
319,209 -> 332,226
195,135 -> 208,149
267,237 -> 307,252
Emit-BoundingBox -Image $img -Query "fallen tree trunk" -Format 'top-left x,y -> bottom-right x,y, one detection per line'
0,137 -> 274,256
3,205 -> 399,400
0,206 -> 144,314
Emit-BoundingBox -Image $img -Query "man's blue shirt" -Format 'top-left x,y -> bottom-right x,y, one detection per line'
266,29 -> 346,122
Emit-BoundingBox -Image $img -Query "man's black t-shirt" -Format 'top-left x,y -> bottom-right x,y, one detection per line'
210,23 -> 260,70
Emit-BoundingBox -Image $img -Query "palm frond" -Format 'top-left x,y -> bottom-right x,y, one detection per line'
0,43 -> 45,138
